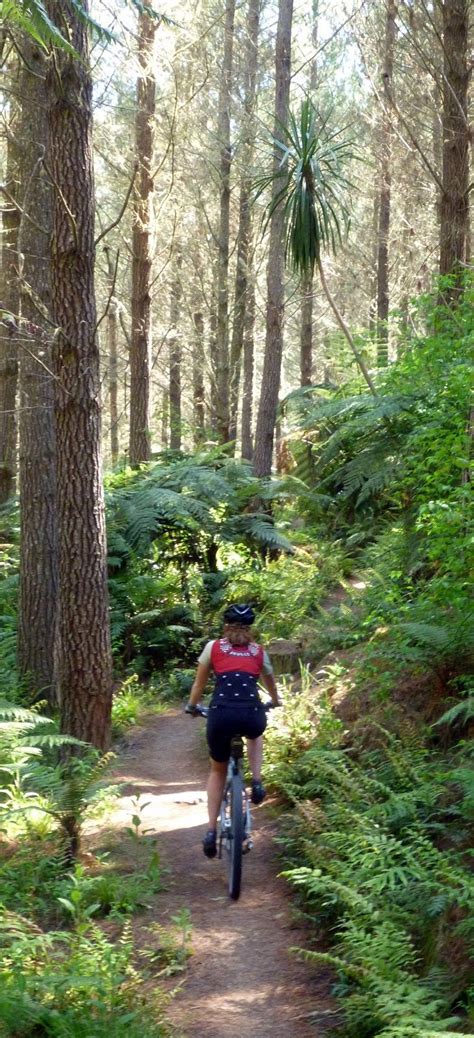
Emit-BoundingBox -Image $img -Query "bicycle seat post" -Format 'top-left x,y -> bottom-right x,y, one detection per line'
229,734 -> 244,772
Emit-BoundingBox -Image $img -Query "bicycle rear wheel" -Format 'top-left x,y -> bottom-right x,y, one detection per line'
228,772 -> 244,900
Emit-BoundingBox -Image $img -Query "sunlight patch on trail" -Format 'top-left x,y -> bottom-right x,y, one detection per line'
100,790 -> 208,834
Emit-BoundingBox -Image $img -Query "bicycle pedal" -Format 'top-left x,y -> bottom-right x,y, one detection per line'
243,839 -> 253,854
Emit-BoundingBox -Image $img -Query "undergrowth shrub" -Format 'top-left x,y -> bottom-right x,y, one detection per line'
0,911 -> 171,1038
267,690 -> 474,1038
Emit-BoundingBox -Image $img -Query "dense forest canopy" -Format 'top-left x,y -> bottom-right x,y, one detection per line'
0,1 -> 472,1036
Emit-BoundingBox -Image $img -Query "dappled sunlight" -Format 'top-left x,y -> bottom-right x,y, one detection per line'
100,788 -> 209,834
116,775 -> 205,791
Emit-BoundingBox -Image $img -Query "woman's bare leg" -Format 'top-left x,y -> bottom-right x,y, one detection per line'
246,735 -> 263,781
207,759 -> 227,829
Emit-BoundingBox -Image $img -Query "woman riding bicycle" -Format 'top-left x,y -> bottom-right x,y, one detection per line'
186,604 -> 279,858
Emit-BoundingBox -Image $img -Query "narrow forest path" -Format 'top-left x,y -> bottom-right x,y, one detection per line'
94,708 -> 336,1038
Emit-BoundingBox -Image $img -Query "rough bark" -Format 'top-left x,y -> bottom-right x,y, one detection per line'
228,0 -> 261,445
46,0 -> 113,750
215,0 -> 236,442
376,0 -> 397,365
0,75 -> 20,504
129,8 -> 156,463
17,38 -> 58,702
169,249 -> 182,451
439,0 -> 470,294
253,0 -> 293,477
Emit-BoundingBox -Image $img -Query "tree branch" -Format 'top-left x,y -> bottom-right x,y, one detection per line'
95,162 -> 138,246
317,256 -> 378,397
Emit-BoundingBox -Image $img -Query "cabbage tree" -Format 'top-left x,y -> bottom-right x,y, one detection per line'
257,98 -> 377,395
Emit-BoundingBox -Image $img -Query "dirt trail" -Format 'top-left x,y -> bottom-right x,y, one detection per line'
99,708 -> 335,1038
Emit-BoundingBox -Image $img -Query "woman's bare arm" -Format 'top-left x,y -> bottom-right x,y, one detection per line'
260,670 -> 279,706
189,661 -> 212,706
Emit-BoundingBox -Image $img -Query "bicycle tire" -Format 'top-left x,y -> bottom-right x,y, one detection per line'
228,772 -> 244,900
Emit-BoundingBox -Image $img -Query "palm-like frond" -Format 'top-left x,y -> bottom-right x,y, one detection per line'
256,98 -> 357,277
2,0 -> 116,50
2,0 -> 77,52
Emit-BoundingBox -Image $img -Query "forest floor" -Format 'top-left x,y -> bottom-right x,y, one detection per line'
88,708 -> 337,1038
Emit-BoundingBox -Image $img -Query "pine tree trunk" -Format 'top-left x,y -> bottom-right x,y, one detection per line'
129,9 -> 156,464
192,308 -> 205,445
299,0 -> 318,387
376,0 -> 397,366
161,388 -> 169,448
241,272 -> 255,461
46,0 -> 113,750
215,0 -> 236,443
253,0 -> 293,477
104,247 -> 119,465
228,0 -> 261,445
208,273 -> 219,435
169,249 -> 182,450
0,78 -> 20,504
17,39 -> 58,703
439,0 -> 470,294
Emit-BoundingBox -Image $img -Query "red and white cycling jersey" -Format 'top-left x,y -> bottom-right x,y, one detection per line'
210,637 -> 264,677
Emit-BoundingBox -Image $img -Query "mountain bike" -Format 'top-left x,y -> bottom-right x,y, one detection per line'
189,702 -> 274,900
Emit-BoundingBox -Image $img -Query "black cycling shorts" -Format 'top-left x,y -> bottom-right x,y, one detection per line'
206,704 -> 267,763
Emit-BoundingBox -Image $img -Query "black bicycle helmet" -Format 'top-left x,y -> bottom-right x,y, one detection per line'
223,603 -> 255,626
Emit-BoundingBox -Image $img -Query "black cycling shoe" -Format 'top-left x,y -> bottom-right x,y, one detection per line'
251,780 -> 266,805
203,829 -> 217,858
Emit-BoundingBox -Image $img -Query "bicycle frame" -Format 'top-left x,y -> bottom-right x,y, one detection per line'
187,699 -> 275,900
218,734 -> 252,899
219,735 -> 253,855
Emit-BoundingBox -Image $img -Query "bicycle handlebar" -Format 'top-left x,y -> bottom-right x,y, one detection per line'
185,699 -> 279,719
185,703 -> 208,718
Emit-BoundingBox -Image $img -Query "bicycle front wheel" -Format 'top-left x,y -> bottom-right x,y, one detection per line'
228,772 -> 244,900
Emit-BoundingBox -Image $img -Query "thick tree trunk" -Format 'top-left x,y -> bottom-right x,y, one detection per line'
169,249 -> 182,451
129,9 -> 156,464
46,0 -> 113,750
0,81 -> 20,504
376,0 -> 397,366
17,39 -> 58,703
104,247 -> 119,465
241,273 -> 256,461
253,0 -> 293,477
439,0 -> 470,294
215,0 -> 236,443
228,0 -> 261,446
